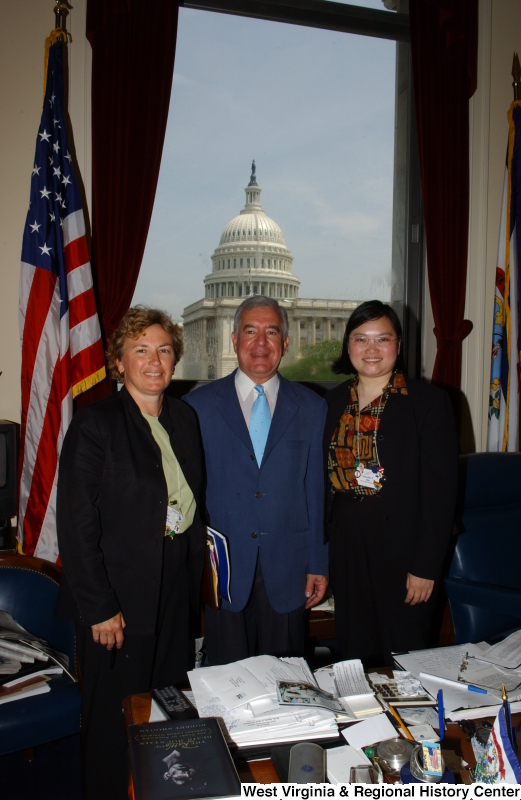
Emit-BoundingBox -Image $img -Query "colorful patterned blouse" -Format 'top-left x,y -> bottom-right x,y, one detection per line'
328,371 -> 408,496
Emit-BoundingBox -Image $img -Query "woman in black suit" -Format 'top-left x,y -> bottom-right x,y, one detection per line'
55,306 -> 207,800
325,300 -> 458,666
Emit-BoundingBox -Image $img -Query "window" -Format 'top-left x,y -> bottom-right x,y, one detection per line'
133,1 -> 421,382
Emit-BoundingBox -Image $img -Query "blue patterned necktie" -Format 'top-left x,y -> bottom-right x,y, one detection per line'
250,384 -> 271,467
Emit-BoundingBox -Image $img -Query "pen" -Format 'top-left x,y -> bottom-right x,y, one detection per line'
388,704 -> 415,742
437,689 -> 445,741
419,672 -> 487,694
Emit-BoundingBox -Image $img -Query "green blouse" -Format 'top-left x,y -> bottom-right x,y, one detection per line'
142,413 -> 196,534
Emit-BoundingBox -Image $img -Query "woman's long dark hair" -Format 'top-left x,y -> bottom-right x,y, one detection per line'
332,300 -> 406,375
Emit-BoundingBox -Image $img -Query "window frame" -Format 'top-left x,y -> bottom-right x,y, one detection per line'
177,0 -> 423,378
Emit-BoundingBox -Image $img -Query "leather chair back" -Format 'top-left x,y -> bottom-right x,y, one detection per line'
446,452 -> 521,643
0,555 -> 75,669
0,554 -> 80,756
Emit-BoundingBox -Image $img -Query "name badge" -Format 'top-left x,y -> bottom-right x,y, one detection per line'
165,505 -> 183,537
355,466 -> 384,491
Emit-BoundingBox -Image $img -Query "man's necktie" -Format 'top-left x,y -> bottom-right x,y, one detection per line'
250,384 -> 271,467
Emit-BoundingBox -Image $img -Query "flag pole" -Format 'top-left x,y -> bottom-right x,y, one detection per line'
514,54 -> 521,443
512,53 -> 521,100
501,683 -> 514,749
54,1 -> 73,33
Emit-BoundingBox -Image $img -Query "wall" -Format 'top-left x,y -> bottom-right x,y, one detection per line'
0,0 -> 89,423
2,0 -> 520,444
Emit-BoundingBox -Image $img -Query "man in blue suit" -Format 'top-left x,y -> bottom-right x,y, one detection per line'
185,296 -> 328,665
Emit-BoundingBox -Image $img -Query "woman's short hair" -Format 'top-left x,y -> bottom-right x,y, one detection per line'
233,296 -> 289,340
332,299 -> 405,375
107,305 -> 183,380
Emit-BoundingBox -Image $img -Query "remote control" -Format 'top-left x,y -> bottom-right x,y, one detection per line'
152,685 -> 199,720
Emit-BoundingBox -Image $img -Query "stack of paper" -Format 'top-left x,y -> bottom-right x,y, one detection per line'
187,655 -> 338,748
0,655 -> 21,675
0,673 -> 55,705
393,634 -> 521,722
314,660 -> 382,718
0,610 -> 75,682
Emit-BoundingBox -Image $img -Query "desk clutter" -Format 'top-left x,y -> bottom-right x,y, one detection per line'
0,609 -> 74,704
128,632 -> 521,794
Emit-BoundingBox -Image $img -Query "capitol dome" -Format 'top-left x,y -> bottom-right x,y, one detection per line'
204,162 -> 300,302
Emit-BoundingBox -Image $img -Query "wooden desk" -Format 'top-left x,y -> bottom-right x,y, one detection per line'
123,689 -> 521,790
308,609 -> 336,643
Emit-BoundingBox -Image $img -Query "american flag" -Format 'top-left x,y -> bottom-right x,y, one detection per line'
18,39 -> 105,560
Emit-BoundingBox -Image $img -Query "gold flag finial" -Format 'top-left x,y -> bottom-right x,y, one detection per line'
501,683 -> 508,702
512,53 -> 521,100
54,1 -> 73,32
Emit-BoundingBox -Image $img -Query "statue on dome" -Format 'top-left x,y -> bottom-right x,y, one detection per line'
249,160 -> 258,187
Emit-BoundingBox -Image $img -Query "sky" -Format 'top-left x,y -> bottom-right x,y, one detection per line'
132,1 -> 397,320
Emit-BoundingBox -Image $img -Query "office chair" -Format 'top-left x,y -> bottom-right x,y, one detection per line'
445,452 -> 521,644
0,553 -> 80,756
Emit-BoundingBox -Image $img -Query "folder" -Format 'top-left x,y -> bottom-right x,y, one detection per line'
202,527 -> 232,610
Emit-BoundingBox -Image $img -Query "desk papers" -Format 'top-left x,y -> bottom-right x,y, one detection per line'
394,638 -> 521,722
326,745 -> 371,784
399,707 -> 440,727
467,629 -> 521,669
341,713 -> 397,749
394,645 -> 468,682
458,657 -> 521,694
407,724 -> 440,742
187,656 -> 338,748
314,660 -> 381,719
334,659 -> 372,697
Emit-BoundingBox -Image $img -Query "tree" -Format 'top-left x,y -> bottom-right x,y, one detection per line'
280,339 -> 349,381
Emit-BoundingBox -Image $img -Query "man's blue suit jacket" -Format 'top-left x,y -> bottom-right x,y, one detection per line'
184,371 -> 328,614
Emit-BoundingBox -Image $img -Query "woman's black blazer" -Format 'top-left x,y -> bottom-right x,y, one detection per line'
55,386 -> 207,636
323,377 -> 459,581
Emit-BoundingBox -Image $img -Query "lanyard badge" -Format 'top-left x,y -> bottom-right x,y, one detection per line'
165,505 -> 183,537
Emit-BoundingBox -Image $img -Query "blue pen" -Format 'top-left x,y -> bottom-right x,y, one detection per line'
437,689 -> 445,741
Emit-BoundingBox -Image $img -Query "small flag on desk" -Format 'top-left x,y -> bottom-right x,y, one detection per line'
18,34 -> 105,561
487,100 -> 521,452
474,704 -> 521,784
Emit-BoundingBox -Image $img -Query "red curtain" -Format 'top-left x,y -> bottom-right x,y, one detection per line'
79,0 -> 179,403
409,0 -> 478,414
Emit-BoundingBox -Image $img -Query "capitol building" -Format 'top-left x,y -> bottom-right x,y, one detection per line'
179,164 -> 359,380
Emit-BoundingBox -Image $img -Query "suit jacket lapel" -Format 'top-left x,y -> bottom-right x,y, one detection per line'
261,376 -> 298,467
378,389 -> 409,430
215,372 -> 253,455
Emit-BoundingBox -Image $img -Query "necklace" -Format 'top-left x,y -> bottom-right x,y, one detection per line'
354,386 -> 386,491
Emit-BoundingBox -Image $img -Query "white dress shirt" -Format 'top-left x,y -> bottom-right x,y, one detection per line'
235,369 -> 280,430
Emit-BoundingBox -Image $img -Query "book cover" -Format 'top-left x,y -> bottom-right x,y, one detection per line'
129,717 -> 241,800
